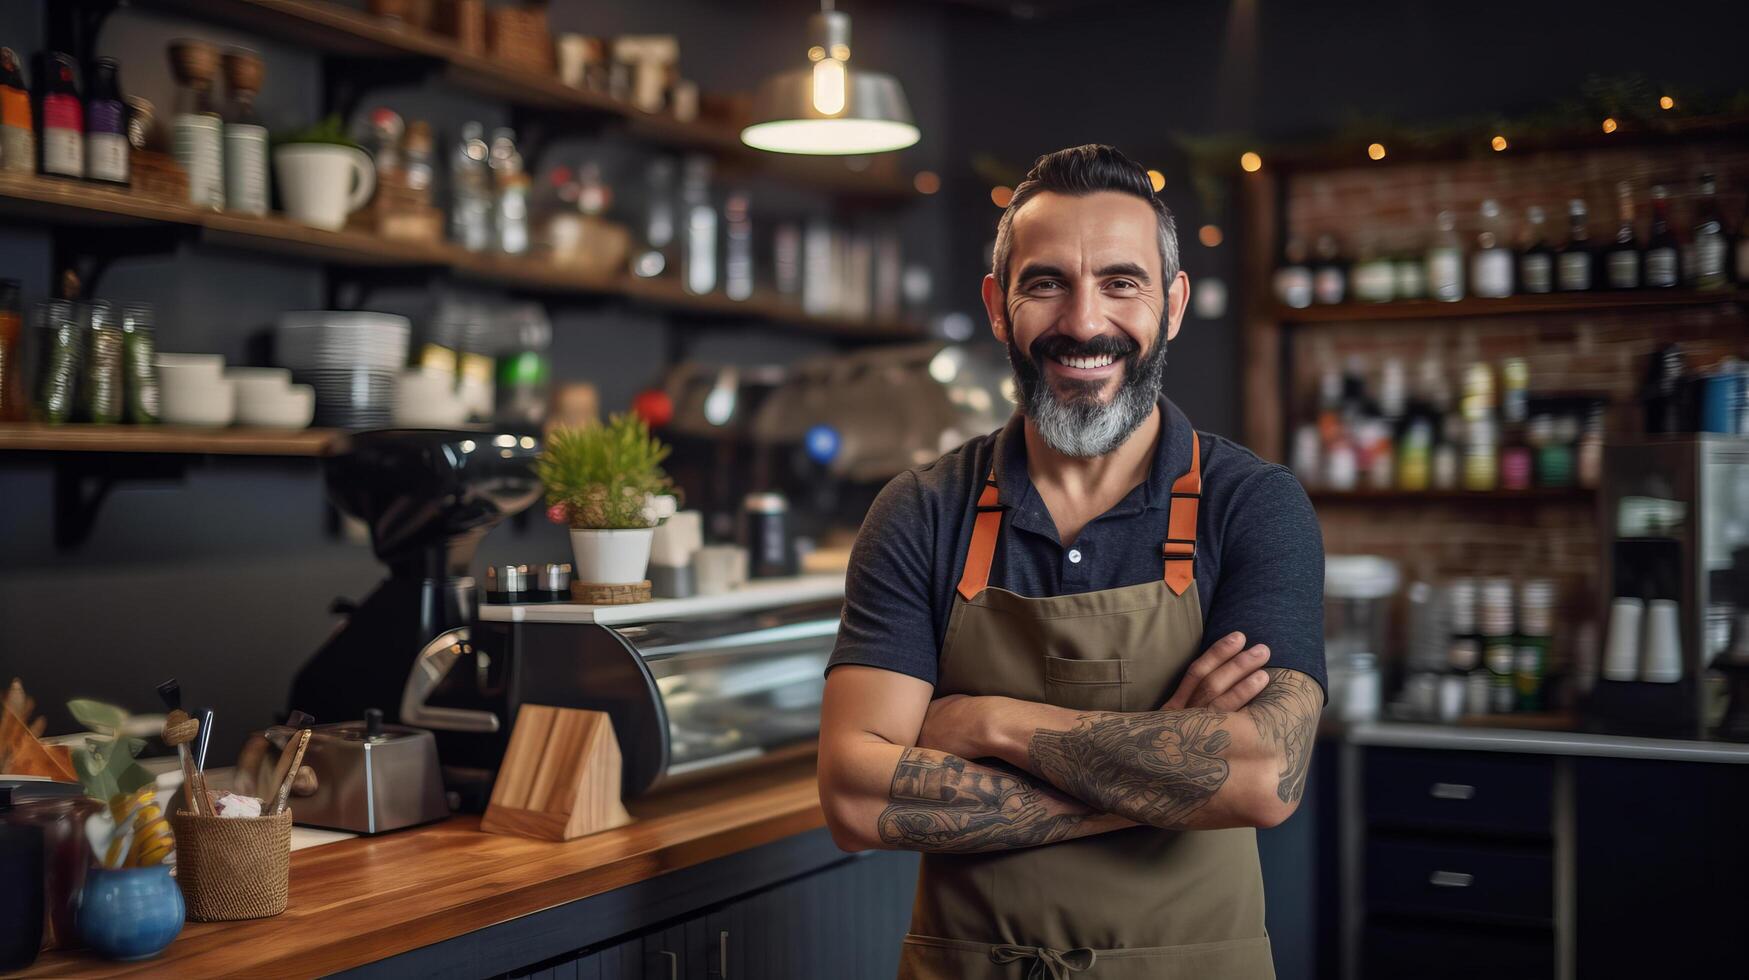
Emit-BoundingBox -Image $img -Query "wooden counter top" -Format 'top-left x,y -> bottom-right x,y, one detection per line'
17,754 -> 825,979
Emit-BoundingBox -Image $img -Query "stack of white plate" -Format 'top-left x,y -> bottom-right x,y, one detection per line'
275,312 -> 410,429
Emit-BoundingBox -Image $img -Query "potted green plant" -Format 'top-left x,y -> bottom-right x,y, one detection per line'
537,413 -> 676,585
272,115 -> 375,230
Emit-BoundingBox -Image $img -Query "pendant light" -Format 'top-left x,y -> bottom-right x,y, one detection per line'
740,0 -> 920,156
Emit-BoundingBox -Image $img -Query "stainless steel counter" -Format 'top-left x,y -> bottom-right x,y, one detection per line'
1345,721 -> 1749,764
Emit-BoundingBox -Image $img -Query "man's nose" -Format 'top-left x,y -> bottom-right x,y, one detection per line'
1058,281 -> 1106,340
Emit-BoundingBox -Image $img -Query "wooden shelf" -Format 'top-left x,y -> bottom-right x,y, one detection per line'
1307,487 -> 1597,504
132,0 -> 915,201
1277,289 -> 1749,324
0,173 -> 927,341
0,424 -> 341,456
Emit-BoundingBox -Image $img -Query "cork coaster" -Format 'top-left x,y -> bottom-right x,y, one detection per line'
571,580 -> 653,605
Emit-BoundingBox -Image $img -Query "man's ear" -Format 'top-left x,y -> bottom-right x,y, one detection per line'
981,274 -> 1009,344
1164,271 -> 1191,342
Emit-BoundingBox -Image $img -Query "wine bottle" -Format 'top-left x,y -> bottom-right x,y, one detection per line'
1644,186 -> 1681,288
1274,237 -> 1314,308
1603,181 -> 1641,290
1426,210 -> 1464,302
1517,206 -> 1554,294
1691,173 -> 1728,290
1312,233 -> 1347,305
84,57 -> 128,186
36,52 -> 82,179
1470,200 -> 1513,298
1556,199 -> 1594,292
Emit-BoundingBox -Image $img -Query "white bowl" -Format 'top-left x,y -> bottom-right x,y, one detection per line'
156,353 -> 225,384
237,384 -> 315,429
161,378 -> 236,427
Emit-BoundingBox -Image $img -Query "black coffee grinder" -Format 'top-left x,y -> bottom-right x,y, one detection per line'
289,429 -> 541,758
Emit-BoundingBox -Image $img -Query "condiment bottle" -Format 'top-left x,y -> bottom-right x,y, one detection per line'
221,48 -> 268,216
83,57 -> 128,186
36,52 -> 83,179
0,280 -> 21,422
0,48 -> 33,172
32,301 -> 80,425
121,303 -> 160,424
81,300 -> 123,424
168,40 -> 224,209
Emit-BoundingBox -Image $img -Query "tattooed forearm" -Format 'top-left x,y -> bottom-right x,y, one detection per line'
875,747 -> 1108,852
1027,709 -> 1234,829
1245,668 -> 1322,804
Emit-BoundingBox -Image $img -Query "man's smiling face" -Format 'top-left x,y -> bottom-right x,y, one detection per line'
983,189 -> 1189,457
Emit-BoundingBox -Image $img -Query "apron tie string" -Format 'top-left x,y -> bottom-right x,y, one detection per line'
989,944 -> 1097,979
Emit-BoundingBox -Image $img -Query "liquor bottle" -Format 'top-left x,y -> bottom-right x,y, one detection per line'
1603,181 -> 1641,290
83,57 -> 128,186
1392,235 -> 1428,300
1273,237 -> 1313,308
724,189 -> 753,302
632,157 -> 676,279
1470,200 -> 1513,298
221,49 -> 269,215
1352,238 -> 1395,303
1312,234 -> 1347,305
1644,186 -> 1681,288
36,52 -> 82,179
1691,173 -> 1729,290
1556,199 -> 1594,292
449,122 -> 490,252
1425,210 -> 1464,302
0,48 -> 31,173
1517,206 -> 1554,294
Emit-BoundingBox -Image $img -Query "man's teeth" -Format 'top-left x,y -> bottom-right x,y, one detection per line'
1053,354 -> 1117,370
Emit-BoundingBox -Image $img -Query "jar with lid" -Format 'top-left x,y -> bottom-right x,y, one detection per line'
121,303 -> 160,423
81,301 -> 123,424
32,301 -> 81,424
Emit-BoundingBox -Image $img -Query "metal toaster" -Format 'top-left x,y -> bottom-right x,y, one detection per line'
294,710 -> 449,834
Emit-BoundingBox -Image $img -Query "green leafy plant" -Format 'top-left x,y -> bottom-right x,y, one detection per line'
275,113 -> 359,148
537,414 -> 675,529
66,699 -> 155,803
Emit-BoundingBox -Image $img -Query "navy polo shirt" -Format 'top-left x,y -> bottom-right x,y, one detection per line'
829,397 -> 1327,695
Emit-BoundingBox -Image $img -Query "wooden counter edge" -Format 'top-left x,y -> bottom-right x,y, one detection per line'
16,754 -> 828,979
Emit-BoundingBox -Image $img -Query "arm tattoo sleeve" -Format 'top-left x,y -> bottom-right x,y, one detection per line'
876,747 -> 1104,853
1027,708 -> 1234,828
1245,668 -> 1322,804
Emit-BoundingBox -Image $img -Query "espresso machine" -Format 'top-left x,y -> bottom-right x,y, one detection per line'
292,427 -> 846,811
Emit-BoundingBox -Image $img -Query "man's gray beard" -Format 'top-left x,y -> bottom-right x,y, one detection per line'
1011,330 -> 1168,459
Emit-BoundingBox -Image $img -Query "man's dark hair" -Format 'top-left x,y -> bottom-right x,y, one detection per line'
991,144 -> 1180,293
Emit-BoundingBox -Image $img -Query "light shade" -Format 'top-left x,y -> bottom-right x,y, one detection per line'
741,66 -> 920,155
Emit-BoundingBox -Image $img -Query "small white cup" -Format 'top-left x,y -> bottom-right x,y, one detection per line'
1602,598 -> 1645,682
273,144 -> 376,231
694,545 -> 749,596
1641,599 -> 1684,683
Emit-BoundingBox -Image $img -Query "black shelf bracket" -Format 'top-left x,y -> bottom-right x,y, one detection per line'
51,454 -> 190,550
51,224 -> 190,299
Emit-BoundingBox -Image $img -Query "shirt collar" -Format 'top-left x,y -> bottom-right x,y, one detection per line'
992,395 -> 1193,517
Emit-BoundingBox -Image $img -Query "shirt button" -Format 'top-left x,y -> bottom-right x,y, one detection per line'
1068,549 -> 1083,564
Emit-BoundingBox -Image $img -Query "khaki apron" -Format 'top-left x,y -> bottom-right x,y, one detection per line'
897,432 -> 1275,980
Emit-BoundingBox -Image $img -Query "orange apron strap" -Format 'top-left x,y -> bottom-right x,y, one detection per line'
1163,432 -> 1201,596
956,467 -> 1004,601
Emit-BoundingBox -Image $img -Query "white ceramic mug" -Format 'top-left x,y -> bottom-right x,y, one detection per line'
273,144 -> 376,231
1601,597 -> 1644,682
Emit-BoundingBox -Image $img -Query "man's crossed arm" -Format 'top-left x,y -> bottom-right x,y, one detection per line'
818,633 -> 1323,854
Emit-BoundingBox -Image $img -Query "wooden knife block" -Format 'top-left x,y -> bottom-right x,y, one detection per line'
480,705 -> 632,841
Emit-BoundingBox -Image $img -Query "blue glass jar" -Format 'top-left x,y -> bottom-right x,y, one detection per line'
77,865 -> 184,961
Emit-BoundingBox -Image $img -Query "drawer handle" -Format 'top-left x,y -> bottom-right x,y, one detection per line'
1429,870 -> 1474,888
1429,782 -> 1476,800
652,950 -> 678,980
719,930 -> 730,978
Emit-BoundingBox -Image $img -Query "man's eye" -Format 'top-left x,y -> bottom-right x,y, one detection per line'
1107,279 -> 1137,290
1030,280 -> 1062,292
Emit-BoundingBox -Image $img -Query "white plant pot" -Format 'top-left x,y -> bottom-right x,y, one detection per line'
570,527 -> 655,585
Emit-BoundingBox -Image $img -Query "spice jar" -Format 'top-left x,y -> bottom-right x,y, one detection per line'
32,301 -> 80,425
81,300 -> 124,424
121,303 -> 160,424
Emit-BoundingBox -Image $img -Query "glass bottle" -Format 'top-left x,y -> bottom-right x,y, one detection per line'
120,303 -> 159,424
1311,233 -> 1347,305
1603,181 -> 1641,290
449,122 -> 490,252
221,48 -> 269,216
1644,186 -> 1681,288
633,157 -> 676,279
488,127 -> 528,255
32,300 -> 80,425
1426,210 -> 1464,302
81,300 -> 123,424
1691,173 -> 1728,290
724,189 -> 753,302
1392,235 -> 1427,300
1352,238 -> 1396,303
168,40 -> 224,208
1517,206 -> 1554,294
1470,200 -> 1513,298
36,52 -> 83,179
403,121 -> 434,204
1556,199 -> 1595,291
0,48 -> 32,173
0,279 -> 21,421
680,155 -> 717,296
83,57 -> 128,186
1273,237 -> 1314,308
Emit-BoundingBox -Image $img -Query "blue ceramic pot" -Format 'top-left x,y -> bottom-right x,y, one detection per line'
77,865 -> 184,961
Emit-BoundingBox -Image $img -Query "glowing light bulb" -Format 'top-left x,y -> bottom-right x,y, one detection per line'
913,171 -> 940,195
1147,169 -> 1166,192
1240,151 -> 1262,173
1601,117 -> 1618,134
812,58 -> 847,116
1491,135 -> 1508,152
991,185 -> 1013,208
1199,225 -> 1223,247
1659,95 -> 1675,110
1367,143 -> 1386,161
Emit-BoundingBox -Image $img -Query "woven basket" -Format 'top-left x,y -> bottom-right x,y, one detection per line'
171,808 -> 292,921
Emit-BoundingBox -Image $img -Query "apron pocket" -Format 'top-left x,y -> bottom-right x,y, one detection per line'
1044,656 -> 1130,712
